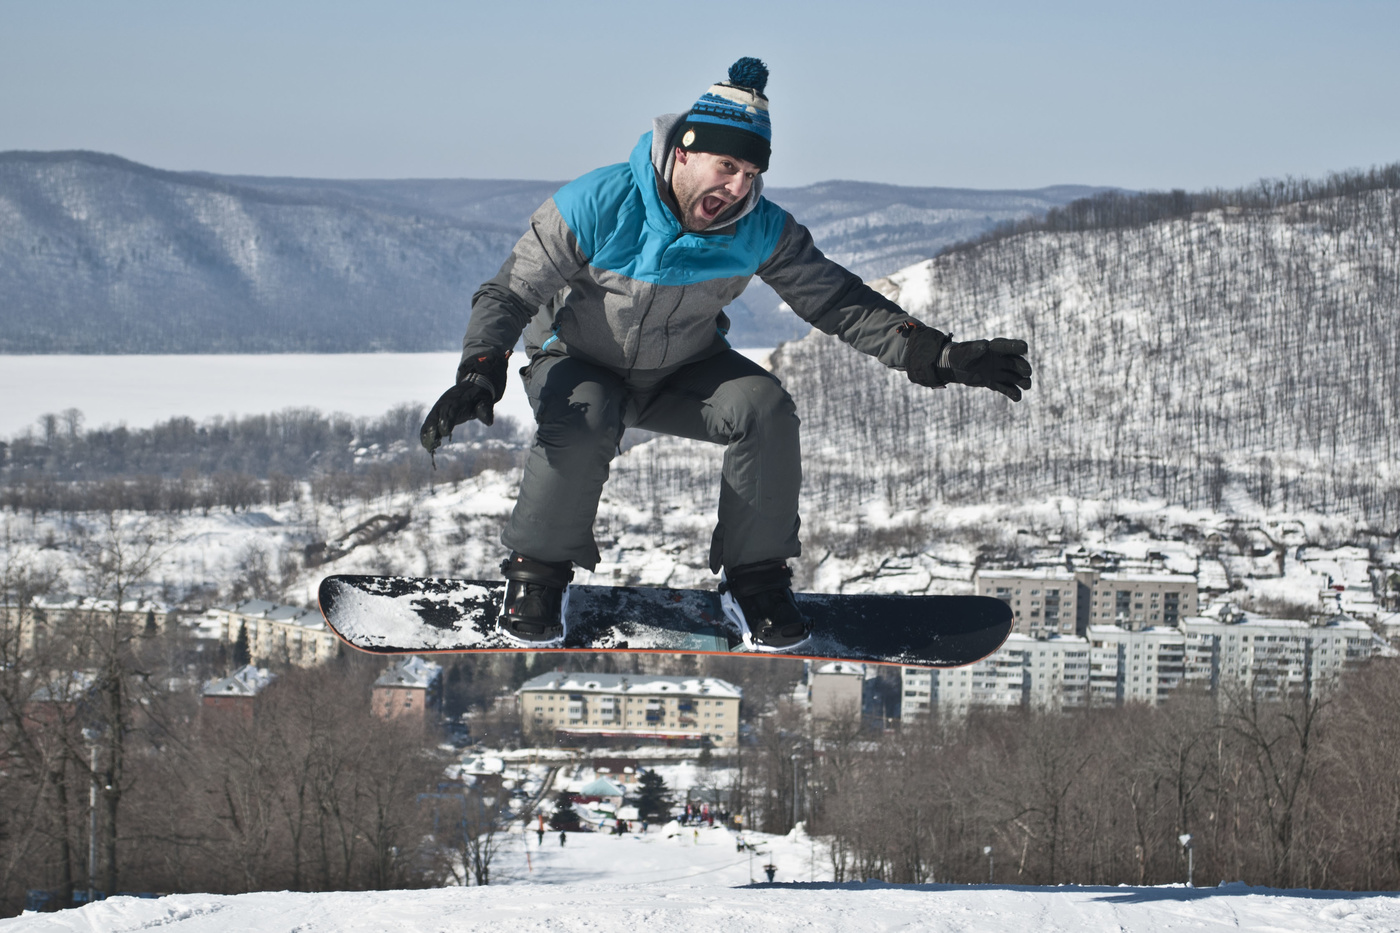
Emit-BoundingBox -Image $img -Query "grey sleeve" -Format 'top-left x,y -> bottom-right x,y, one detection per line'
459,198 -> 587,376
756,212 -> 921,370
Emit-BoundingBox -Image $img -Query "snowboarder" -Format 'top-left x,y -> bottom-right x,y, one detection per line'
421,57 -> 1032,650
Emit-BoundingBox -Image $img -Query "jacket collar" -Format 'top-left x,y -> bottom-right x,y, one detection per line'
633,113 -> 765,234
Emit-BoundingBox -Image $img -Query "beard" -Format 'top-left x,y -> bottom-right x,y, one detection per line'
672,175 -> 734,232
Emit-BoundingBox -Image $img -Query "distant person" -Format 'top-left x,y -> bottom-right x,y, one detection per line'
764,863 -> 777,882
537,827 -> 544,846
559,831 -> 567,847
421,57 -> 1031,649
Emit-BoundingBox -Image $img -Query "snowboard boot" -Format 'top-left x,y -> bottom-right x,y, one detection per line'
499,552 -> 573,646
718,559 -> 811,651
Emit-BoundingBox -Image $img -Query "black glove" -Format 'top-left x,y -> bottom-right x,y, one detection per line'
419,349 -> 510,453
903,324 -> 1033,402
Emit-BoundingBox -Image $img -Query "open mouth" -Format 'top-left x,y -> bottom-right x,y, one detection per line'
701,195 -> 727,218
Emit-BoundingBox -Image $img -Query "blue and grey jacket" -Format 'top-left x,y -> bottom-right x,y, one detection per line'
460,114 -> 922,377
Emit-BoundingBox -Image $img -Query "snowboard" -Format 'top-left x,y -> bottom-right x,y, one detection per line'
317,575 -> 1014,669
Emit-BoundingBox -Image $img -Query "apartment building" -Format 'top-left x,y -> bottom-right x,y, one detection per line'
518,673 -> 741,746
6,595 -> 177,656
904,634 -> 1092,717
1180,608 -> 1383,698
974,569 -> 1080,636
1086,624 -> 1187,706
1083,572 -> 1197,629
975,568 -> 1198,636
213,598 -> 340,667
905,638 -> 1028,717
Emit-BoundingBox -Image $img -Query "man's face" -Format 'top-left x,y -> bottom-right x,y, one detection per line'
670,149 -> 761,231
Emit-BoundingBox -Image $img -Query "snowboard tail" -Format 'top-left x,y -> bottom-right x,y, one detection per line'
318,575 -> 1014,669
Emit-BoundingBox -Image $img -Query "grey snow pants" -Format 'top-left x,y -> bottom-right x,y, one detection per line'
501,349 -> 802,574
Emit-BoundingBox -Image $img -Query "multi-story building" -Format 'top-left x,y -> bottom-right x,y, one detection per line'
372,655 -> 443,722
1086,624 -> 1187,706
5,595 -> 177,656
974,569 -> 1081,637
1021,635 -> 1093,709
809,662 -> 864,720
1082,572 -> 1197,629
518,673 -> 741,746
905,638 -> 1028,717
212,599 -> 340,667
974,568 -> 1198,636
904,633 -> 1093,717
1180,607 -> 1384,698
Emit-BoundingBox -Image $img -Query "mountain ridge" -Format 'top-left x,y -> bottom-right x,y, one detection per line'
0,149 -> 1105,352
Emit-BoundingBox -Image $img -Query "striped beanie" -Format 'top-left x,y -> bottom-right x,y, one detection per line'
678,57 -> 772,172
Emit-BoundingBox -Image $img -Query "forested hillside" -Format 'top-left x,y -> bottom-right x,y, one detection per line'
611,172 -> 1400,531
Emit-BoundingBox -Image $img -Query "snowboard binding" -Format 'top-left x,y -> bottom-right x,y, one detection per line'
499,553 -> 573,647
718,560 -> 812,652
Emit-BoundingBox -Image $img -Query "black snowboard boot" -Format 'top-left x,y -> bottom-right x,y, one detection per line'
500,552 -> 573,645
719,559 -> 811,651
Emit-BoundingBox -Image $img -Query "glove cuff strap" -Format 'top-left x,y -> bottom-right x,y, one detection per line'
461,372 -> 497,398
934,343 -> 954,384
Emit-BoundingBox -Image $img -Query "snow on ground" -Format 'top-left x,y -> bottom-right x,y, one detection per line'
4,822 -> 1398,932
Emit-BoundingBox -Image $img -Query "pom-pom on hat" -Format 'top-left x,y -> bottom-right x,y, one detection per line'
678,57 -> 772,172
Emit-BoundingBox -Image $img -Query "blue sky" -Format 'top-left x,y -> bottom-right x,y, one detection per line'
2,0 -> 1397,191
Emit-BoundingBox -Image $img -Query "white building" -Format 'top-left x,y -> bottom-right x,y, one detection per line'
1085,624 -> 1187,706
904,638 -> 1029,717
518,673 -> 741,746
213,598 -> 340,667
1021,635 -> 1093,709
1180,606 -> 1386,698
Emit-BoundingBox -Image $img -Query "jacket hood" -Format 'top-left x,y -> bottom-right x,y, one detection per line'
637,113 -> 765,233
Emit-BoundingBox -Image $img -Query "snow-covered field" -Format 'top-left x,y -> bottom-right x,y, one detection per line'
4,823 -> 1398,932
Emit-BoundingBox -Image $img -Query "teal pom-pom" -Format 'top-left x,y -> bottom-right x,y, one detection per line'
727,57 -> 768,94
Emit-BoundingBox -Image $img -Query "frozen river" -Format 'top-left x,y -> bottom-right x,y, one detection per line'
0,352 -> 517,438
1,350 -> 772,439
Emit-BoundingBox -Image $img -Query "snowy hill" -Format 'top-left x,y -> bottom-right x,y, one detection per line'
0,151 -> 1099,352
4,824 -> 1398,932
607,186 -> 1400,537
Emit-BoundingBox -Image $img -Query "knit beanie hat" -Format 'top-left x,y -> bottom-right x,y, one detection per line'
677,57 -> 772,172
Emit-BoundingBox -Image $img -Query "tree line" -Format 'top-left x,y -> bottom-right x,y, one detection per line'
1,406 -> 523,518
722,659 -> 1400,891
950,160 -> 1400,252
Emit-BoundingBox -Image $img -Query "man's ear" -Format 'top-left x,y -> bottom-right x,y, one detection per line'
674,147 -> 690,165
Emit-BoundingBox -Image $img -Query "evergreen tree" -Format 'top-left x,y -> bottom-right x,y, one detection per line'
548,794 -> 581,832
232,622 -> 251,667
635,770 -> 672,823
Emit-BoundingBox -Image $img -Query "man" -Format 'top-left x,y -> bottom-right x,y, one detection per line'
421,58 -> 1032,650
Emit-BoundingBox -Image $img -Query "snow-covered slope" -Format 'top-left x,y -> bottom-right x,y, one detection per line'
612,189 -> 1400,533
4,824 -> 1398,933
